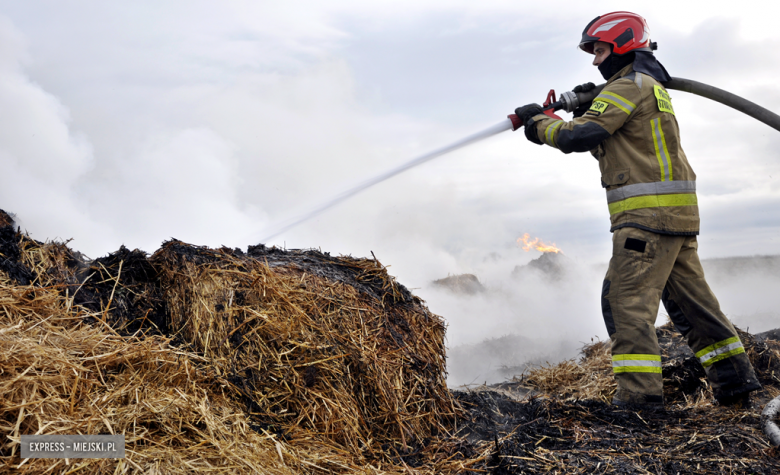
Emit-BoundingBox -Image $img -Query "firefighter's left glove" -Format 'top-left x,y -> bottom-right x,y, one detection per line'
514,104 -> 544,145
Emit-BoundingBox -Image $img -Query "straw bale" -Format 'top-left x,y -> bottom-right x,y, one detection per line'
0,268 -> 474,473
149,240 -> 456,459
1,229 -> 479,473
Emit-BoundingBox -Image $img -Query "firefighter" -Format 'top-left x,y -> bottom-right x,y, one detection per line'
515,12 -> 761,408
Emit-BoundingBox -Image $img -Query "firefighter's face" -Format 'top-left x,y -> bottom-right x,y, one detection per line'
592,41 -> 611,66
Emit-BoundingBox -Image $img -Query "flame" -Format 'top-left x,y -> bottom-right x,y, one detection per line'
517,233 -> 562,254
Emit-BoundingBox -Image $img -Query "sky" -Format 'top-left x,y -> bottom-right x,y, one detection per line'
1,1 -> 779,382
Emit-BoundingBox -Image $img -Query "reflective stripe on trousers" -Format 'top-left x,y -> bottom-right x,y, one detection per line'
612,354 -> 662,374
696,336 -> 746,368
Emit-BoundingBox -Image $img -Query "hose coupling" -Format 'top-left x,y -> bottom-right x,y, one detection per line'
559,90 -> 580,113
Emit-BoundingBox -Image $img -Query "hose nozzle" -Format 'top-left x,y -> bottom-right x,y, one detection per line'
507,113 -> 523,131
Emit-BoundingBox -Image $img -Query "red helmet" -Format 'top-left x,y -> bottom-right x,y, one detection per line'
579,12 -> 653,55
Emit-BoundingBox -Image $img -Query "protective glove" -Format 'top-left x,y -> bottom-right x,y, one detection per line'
572,82 -> 596,94
572,82 -> 596,118
514,104 -> 543,145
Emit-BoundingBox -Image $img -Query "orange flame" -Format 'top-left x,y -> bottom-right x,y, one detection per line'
516,233 -> 562,254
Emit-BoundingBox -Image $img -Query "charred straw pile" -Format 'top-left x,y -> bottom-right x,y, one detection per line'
0,210 -> 484,474
455,325 -> 780,473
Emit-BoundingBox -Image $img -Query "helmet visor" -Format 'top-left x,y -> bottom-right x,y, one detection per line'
579,41 -> 595,54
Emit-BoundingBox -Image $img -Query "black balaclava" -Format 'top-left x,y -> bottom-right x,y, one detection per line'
597,51 -> 636,81
597,49 -> 672,82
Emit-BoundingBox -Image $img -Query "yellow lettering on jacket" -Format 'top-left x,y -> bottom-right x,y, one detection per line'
589,101 -> 609,115
654,85 -> 675,115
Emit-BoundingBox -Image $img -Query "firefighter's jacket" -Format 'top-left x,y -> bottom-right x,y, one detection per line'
529,63 -> 699,235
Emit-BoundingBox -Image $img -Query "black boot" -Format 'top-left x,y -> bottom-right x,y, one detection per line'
716,392 -> 753,410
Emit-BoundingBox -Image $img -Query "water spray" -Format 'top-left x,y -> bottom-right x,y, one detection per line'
257,119 -> 514,242
257,77 -> 780,242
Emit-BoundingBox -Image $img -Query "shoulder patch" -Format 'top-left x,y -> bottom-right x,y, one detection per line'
654,85 -> 675,115
587,100 -> 609,116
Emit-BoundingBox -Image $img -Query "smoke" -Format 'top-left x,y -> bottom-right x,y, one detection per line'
0,17 -> 111,247
703,256 -> 780,334
435,251 -> 780,386
0,8 -> 439,254
81,127 -> 265,250
422,249 -> 606,386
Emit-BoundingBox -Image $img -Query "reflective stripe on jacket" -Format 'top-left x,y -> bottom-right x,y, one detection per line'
530,64 -> 699,235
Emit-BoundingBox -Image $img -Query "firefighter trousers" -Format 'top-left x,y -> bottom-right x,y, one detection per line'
601,227 -> 761,405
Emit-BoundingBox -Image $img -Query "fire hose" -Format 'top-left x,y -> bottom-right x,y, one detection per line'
763,394 -> 780,447
507,77 -> 780,132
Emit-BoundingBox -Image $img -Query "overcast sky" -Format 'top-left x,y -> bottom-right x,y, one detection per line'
1,2 -> 779,357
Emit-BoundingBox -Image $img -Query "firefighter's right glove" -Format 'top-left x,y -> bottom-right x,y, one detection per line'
514,104 -> 544,145
572,82 -> 596,118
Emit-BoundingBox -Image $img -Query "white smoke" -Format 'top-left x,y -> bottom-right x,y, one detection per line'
436,251 -> 780,386
0,16 -> 109,247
